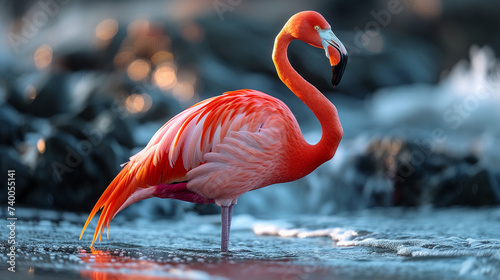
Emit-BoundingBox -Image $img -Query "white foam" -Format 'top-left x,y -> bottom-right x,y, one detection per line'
252,220 -> 294,236
252,221 -> 357,242
339,237 -> 500,260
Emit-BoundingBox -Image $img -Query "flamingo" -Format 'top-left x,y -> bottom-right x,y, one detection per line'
80,10 -> 348,252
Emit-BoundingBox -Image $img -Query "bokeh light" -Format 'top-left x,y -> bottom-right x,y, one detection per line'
153,63 -> 177,90
127,19 -> 150,38
129,20 -> 171,57
125,93 -> 152,113
151,51 -> 173,66
127,59 -> 150,81
409,0 -> 443,19
37,138 -> 46,154
181,22 -> 205,43
96,19 -> 119,41
34,45 -> 52,70
173,70 -> 197,101
173,82 -> 195,101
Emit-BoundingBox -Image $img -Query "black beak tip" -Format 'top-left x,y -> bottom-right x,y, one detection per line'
331,53 -> 348,87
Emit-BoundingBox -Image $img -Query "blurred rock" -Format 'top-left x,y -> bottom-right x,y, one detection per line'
8,73 -> 71,118
197,15 -> 275,75
52,25 -> 125,72
354,138 -> 500,207
106,113 -> 137,149
31,129 -> 129,211
328,32 -> 440,97
326,0 -> 500,85
0,146 -> 31,203
434,168 -> 500,207
74,97 -> 138,149
133,90 -> 182,123
54,50 -> 106,72
74,92 -> 115,121
0,104 -> 24,145
51,116 -> 95,141
137,97 -> 178,123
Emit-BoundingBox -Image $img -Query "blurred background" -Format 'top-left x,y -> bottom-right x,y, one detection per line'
1,0 -> 499,218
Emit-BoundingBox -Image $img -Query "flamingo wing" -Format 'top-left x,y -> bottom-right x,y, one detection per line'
187,125 -> 284,207
81,89 -> 293,245
136,89 -> 289,184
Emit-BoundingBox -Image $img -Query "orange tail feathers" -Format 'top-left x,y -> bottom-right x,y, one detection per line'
79,163 -> 139,248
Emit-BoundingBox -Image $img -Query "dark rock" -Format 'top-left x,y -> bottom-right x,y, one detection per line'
106,113 -> 137,149
74,92 -> 115,121
463,154 -> 479,165
83,137 -> 130,211
54,50 -> 106,72
333,33 -> 439,96
0,104 -> 24,145
111,82 -> 182,124
325,0 -> 500,94
8,73 -> 70,118
30,131 -> 97,210
137,91 -> 181,123
196,15 -> 275,75
0,146 -> 31,204
51,116 -> 95,141
5,72 -> 40,114
2,0 -> 36,18
73,95 -> 138,149
434,168 -> 500,207
53,22 -> 126,72
354,137 -> 500,208
30,129 -> 129,211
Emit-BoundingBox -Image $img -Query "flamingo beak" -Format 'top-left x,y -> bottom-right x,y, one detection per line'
319,29 -> 348,87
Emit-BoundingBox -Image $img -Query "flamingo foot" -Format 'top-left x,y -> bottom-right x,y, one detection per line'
220,205 -> 233,252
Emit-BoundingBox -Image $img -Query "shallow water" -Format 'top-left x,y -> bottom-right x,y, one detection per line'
1,207 -> 499,280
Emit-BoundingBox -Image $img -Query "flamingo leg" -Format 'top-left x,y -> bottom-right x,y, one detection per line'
220,205 -> 233,252
228,205 -> 233,230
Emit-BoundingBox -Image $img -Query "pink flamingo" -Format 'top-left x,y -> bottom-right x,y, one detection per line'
80,10 -> 347,252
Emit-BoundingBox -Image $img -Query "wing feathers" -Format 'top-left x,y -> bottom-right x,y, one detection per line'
186,126 -> 284,205
81,89 -> 292,245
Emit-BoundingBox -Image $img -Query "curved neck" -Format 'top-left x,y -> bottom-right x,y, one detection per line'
273,30 -> 343,176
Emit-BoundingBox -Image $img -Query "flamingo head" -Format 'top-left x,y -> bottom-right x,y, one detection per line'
287,11 -> 348,87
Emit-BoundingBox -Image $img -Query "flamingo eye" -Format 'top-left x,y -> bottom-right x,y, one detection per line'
314,25 -> 320,31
